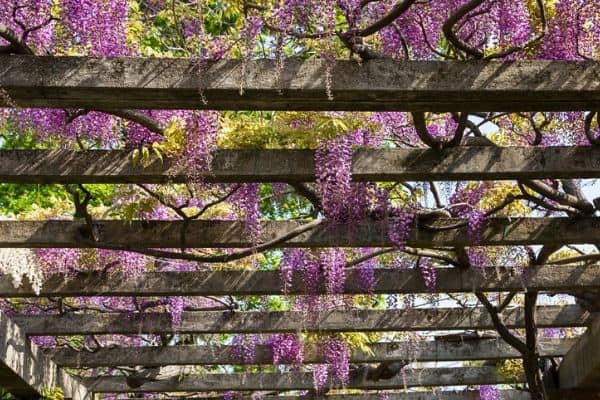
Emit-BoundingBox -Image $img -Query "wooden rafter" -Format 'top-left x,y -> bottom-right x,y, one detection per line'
3,147 -> 600,183
81,367 -> 518,392
0,312 -> 88,400
1,264 -> 599,297
12,305 -> 590,335
51,338 -> 576,367
3,57 -> 600,111
1,218 -> 600,248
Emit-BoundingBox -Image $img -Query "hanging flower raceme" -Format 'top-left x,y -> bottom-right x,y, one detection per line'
313,363 -> 329,394
266,333 -> 304,366
311,336 -> 351,392
0,248 -> 43,295
168,296 -> 185,328
449,183 -> 489,244
280,249 -> 309,294
418,257 -> 437,293
388,209 -> 415,251
356,249 -> 377,294
322,336 -> 350,387
232,334 -> 259,364
321,248 -> 346,295
237,183 -> 262,244
315,134 -> 353,223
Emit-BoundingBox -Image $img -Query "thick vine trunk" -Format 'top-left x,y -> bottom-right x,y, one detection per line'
523,353 -> 548,400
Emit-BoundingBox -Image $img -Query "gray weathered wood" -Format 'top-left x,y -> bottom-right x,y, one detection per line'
170,392 -> 531,400
559,316 -> 600,389
3,264 -> 600,297
4,147 -> 600,184
1,217 -> 600,248
0,312 -> 88,400
82,366 -> 517,392
13,305 -> 590,335
50,338 -> 575,367
3,57 -> 600,111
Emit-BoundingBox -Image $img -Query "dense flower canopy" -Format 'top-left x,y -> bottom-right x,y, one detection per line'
1,1 -> 599,400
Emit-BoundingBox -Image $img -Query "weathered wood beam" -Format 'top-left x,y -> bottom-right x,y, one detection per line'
13,305 -> 589,335
4,147 -> 600,184
1,217 -> 600,248
82,366 -> 518,392
559,316 -> 600,389
0,312 -> 88,400
51,338 -> 575,368
3,57 -> 600,111
176,393 -> 531,400
3,265 -> 600,297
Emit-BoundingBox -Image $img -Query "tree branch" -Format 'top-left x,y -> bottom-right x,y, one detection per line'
0,23 -> 34,55
442,0 -> 486,59
79,219 -> 324,264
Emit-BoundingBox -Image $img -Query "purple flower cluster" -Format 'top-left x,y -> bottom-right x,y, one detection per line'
322,337 -> 350,386
266,333 -> 304,365
479,385 -> 500,400
356,249 -> 377,294
313,363 -> 329,393
237,183 -> 262,244
315,135 -> 353,223
168,296 -> 185,328
61,0 -> 131,56
418,257 -> 437,293
321,248 -> 346,295
232,334 -> 259,364
388,209 -> 415,251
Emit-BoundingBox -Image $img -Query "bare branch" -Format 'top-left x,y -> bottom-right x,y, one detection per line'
442,0 -> 486,59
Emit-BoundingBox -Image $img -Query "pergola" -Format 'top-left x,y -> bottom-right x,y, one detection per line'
0,55 -> 599,400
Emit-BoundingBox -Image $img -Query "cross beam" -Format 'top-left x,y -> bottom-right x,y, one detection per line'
3,147 -> 600,184
2,265 -> 599,297
12,305 -> 589,335
0,312 -> 88,399
51,338 -> 575,367
82,367 -> 517,392
1,218 -> 600,248
3,57 -> 600,111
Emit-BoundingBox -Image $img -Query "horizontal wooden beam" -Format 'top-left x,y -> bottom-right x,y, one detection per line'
51,338 -> 575,368
3,57 -> 600,111
82,366 -> 517,392
4,147 -> 600,184
2,217 -> 600,248
175,392 -> 531,400
0,313 -> 88,400
13,305 -> 589,335
3,265 -> 599,298
559,316 -> 600,389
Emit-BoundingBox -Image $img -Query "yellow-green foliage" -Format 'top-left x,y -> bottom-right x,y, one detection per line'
496,359 -> 525,382
40,387 -> 64,400
219,111 -> 376,149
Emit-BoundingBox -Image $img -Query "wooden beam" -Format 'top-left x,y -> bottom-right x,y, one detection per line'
172,392 -> 531,400
3,57 -> 600,111
0,312 -> 88,400
559,316 -> 600,389
13,305 -> 589,335
3,265 -> 599,298
4,147 -> 600,184
51,338 -> 575,368
1,217 -> 600,248
82,366 -> 518,392
171,392 -> 532,400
